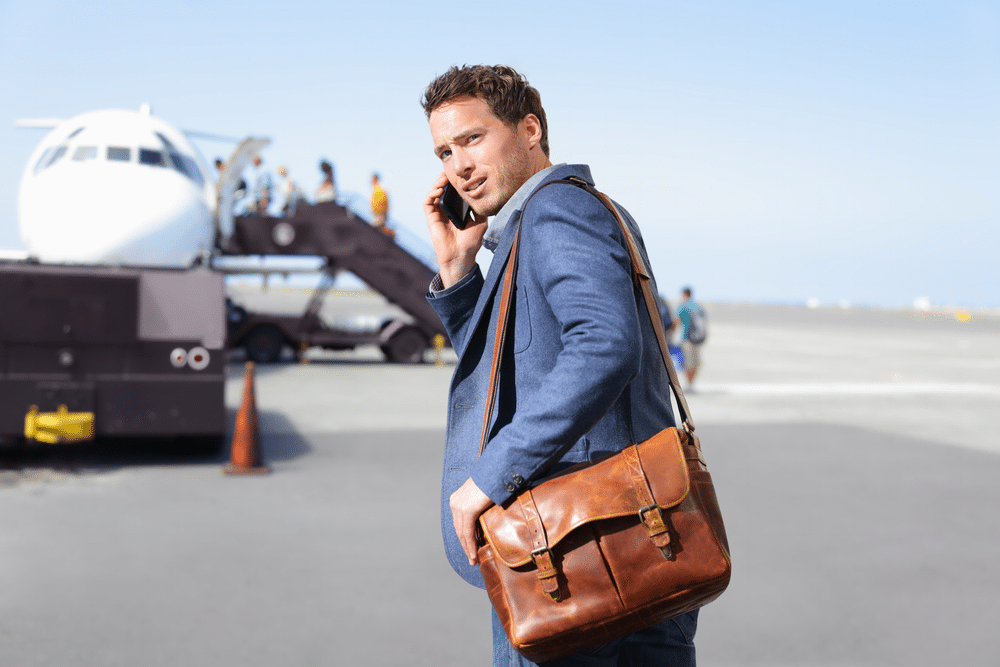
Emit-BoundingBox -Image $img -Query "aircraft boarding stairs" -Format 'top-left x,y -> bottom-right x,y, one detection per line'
218,201 -> 448,363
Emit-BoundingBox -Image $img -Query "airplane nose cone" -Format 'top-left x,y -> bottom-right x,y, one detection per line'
19,163 -> 214,267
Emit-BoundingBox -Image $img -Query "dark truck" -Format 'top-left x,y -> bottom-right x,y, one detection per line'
0,263 -> 226,449
221,200 -> 447,364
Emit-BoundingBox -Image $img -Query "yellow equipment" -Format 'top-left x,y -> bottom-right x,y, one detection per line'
24,405 -> 95,444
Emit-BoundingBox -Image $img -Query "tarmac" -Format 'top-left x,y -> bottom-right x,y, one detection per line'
1,289 -> 998,666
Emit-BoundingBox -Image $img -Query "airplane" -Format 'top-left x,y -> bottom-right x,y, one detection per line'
15,104 -> 267,266
2,106 -> 266,449
3,105 -> 445,448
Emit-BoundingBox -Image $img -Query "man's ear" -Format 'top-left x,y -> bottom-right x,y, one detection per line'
520,114 -> 543,150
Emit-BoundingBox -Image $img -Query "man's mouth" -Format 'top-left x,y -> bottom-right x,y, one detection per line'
464,179 -> 486,197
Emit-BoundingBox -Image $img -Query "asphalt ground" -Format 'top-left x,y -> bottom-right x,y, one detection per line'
1,290 -> 997,666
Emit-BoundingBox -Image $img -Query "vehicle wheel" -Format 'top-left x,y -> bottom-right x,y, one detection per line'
245,325 -> 285,363
383,326 -> 427,364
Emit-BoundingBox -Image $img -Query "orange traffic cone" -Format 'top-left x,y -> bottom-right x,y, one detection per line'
224,361 -> 270,475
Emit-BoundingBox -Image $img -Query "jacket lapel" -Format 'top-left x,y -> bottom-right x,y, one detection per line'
453,165 -> 595,360
454,217 -> 518,359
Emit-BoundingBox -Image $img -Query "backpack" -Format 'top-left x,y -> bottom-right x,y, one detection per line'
687,306 -> 707,344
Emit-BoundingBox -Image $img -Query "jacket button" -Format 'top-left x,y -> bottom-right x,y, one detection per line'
505,482 -> 516,493
512,474 -> 524,485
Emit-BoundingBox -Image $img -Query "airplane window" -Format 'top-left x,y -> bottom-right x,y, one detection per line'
34,147 -> 55,174
72,146 -> 97,161
183,156 -> 205,186
67,127 -> 85,138
156,132 -> 176,149
108,147 -> 131,161
168,152 -> 189,175
166,152 -> 206,186
139,148 -> 165,167
46,146 -> 68,168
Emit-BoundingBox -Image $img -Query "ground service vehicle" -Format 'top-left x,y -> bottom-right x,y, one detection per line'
0,263 -> 226,449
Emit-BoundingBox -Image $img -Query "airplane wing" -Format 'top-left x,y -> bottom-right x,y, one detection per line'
13,119 -> 65,129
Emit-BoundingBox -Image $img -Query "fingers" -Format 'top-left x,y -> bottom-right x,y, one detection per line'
424,173 -> 486,288
451,493 -> 480,566
450,478 -> 494,566
453,508 -> 478,566
423,172 -> 450,221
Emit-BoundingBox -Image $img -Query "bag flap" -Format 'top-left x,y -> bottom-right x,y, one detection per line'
479,428 -> 690,567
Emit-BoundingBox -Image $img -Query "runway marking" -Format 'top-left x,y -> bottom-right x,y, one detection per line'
700,382 -> 1000,397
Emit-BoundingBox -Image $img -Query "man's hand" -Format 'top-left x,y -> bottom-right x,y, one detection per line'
450,477 -> 494,566
424,172 -> 488,288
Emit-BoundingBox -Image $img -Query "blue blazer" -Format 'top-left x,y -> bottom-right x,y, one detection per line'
428,164 -> 677,587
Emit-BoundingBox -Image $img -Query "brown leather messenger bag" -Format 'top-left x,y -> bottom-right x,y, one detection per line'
475,177 -> 732,661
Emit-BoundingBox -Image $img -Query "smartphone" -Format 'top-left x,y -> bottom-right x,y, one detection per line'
440,181 -> 473,230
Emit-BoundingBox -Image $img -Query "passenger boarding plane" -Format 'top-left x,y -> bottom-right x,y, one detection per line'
14,104 -> 267,267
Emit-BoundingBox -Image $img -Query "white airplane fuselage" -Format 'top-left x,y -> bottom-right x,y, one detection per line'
18,108 -> 216,267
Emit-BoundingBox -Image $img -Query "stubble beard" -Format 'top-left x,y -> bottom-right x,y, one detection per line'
471,143 -> 533,218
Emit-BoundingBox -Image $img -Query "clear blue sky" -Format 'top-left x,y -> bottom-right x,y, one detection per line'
1,0 -> 997,309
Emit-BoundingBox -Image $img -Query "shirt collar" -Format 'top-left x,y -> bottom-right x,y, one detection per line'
482,163 -> 565,252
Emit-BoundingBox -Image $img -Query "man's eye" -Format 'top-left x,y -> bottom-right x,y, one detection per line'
467,134 -> 480,144
439,149 -> 451,160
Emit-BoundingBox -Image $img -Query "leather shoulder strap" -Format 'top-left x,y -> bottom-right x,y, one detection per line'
478,178 -> 695,459
478,180 -> 559,457
564,177 -> 695,432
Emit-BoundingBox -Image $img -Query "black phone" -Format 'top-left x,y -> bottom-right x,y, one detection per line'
440,181 -> 473,230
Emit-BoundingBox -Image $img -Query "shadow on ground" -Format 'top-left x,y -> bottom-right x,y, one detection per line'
0,406 -> 313,487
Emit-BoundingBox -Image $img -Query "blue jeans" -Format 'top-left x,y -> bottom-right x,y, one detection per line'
491,608 -> 698,667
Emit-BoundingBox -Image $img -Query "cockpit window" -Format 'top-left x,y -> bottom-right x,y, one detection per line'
168,152 -> 188,174
139,148 -> 165,166
67,127 -> 85,139
72,146 -> 97,161
166,152 -> 204,186
156,132 -> 176,149
181,155 -> 205,186
34,148 -> 55,174
28,142 -> 205,185
47,146 -> 68,168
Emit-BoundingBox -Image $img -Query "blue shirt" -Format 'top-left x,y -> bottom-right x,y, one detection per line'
481,163 -> 566,252
677,300 -> 702,341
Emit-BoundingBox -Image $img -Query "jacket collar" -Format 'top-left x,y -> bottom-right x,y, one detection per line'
457,164 -> 595,358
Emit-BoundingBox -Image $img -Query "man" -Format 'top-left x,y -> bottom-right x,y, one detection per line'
676,287 -> 706,388
250,155 -> 272,215
421,65 -> 698,666
214,157 -> 247,210
370,172 -> 389,227
316,160 -> 337,203
276,165 -> 302,217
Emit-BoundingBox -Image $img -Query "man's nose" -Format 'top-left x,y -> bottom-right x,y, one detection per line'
452,148 -> 474,178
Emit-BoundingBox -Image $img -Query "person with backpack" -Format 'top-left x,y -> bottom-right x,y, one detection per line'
676,286 -> 707,389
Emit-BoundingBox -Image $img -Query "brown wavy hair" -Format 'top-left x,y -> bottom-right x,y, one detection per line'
421,64 -> 549,157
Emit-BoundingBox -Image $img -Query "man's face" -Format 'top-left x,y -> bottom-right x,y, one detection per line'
429,95 -> 535,218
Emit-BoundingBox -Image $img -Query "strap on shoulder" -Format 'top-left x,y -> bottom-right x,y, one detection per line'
478,178 -> 695,459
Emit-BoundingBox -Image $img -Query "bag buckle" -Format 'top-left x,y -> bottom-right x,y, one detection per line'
638,504 -> 661,521
530,547 -> 562,602
638,505 -> 674,560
